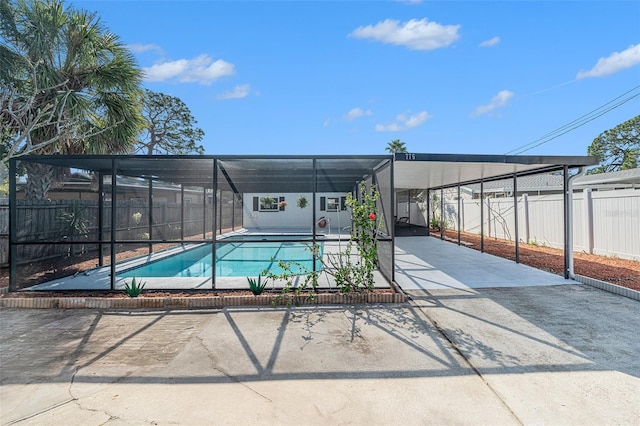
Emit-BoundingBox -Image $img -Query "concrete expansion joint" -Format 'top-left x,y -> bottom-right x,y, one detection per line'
406,294 -> 525,426
6,398 -> 77,425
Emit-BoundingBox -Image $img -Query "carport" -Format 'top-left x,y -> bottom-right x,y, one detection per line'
393,153 -> 599,279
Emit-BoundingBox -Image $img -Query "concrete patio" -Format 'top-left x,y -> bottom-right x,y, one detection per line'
394,236 -> 576,290
2,284 -> 639,424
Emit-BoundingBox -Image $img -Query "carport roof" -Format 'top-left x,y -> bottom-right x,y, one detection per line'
394,153 -> 599,191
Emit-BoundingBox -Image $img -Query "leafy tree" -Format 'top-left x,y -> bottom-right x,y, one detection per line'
385,139 -> 407,154
136,90 -> 205,155
587,115 -> 639,174
0,0 -> 143,199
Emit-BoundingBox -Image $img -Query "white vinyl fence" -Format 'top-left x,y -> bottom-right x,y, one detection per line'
405,188 -> 639,261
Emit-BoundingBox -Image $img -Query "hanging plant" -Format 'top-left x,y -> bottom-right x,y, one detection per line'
297,195 -> 308,209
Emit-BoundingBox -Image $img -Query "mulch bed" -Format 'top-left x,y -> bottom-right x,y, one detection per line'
439,230 -> 640,291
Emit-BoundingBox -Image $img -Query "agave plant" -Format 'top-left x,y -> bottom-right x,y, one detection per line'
124,277 -> 146,298
247,275 -> 268,296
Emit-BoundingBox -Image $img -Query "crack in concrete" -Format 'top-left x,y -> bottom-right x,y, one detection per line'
194,334 -> 273,402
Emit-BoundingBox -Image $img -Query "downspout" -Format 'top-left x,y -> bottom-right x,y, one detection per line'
567,166 -> 585,279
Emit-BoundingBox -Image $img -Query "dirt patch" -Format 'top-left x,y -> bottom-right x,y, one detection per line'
438,229 -> 640,291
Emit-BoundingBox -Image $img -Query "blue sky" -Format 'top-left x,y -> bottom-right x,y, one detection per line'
74,0 -> 640,156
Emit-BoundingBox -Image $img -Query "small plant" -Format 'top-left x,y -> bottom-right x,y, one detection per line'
296,195 -> 309,209
430,216 -> 441,230
124,277 -> 145,297
247,275 -> 269,295
131,211 -> 143,225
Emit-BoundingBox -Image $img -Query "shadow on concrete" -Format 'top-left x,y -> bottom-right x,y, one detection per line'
2,287 -> 638,389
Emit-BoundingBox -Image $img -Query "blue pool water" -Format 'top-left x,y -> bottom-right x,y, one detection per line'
118,239 -> 322,278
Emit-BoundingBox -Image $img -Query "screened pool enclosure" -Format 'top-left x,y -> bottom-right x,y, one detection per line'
8,155 -> 394,291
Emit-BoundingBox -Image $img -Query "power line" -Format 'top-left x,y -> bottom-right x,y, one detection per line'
505,84 -> 640,155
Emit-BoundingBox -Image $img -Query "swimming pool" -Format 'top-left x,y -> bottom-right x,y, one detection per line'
118,238 -> 322,278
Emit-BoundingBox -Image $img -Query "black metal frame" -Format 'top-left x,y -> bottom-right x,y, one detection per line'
8,154 -> 393,291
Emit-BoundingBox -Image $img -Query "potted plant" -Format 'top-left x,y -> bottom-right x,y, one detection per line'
297,195 -> 308,209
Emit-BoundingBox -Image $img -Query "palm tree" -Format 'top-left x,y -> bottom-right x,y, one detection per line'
385,139 -> 407,154
0,0 -> 143,199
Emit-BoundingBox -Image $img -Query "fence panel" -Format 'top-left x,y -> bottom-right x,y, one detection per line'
437,189 -> 640,261
0,198 -> 236,267
590,189 -> 640,259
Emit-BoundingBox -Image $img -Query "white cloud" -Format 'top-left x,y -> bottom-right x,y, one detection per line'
344,107 -> 373,121
127,43 -> 163,54
375,110 -> 431,132
471,90 -> 515,117
349,18 -> 460,51
216,84 -> 252,100
143,54 -> 235,85
577,43 -> 640,79
479,36 -> 500,48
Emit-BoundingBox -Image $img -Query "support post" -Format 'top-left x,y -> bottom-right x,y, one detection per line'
212,160 -> 218,289
426,189 -> 430,237
98,172 -> 104,266
390,158 -> 395,282
312,159 -> 317,273
440,188 -> 444,240
514,174 -> 519,263
563,165 -> 570,279
203,187 -> 207,238
457,185 -> 461,245
523,193 -> 530,245
8,159 -> 17,291
148,178 -> 153,254
110,160 -> 117,291
480,180 -> 484,253
180,185 -> 185,240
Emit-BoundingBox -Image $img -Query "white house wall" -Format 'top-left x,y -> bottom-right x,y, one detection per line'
242,192 -> 352,233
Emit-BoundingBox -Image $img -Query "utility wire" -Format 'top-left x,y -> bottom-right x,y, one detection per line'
505,84 -> 640,155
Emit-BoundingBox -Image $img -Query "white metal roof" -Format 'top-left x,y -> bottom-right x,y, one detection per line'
393,153 -> 599,190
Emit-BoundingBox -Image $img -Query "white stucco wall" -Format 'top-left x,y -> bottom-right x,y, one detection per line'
242,192 -> 352,232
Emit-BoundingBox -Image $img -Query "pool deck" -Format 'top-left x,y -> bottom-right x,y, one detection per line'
25,231 -> 578,293
25,231 -> 388,291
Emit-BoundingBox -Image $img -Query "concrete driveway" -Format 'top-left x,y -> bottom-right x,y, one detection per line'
2,280 -> 639,425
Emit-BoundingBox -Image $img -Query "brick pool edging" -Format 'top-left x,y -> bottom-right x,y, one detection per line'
0,292 -> 407,309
